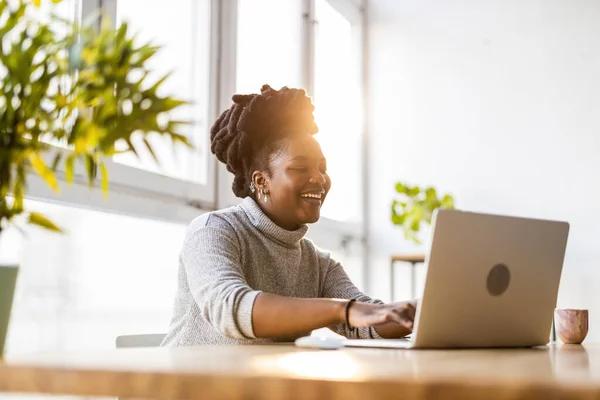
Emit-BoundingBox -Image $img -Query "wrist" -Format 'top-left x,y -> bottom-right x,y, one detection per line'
333,299 -> 349,325
344,299 -> 357,330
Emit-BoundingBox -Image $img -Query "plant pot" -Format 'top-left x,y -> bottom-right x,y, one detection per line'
0,264 -> 18,357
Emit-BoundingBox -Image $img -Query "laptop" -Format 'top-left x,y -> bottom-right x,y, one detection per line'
345,209 -> 570,349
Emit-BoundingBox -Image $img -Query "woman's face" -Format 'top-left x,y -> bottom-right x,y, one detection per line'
255,134 -> 331,231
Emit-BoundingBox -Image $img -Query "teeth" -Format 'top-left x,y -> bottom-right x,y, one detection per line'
301,193 -> 322,199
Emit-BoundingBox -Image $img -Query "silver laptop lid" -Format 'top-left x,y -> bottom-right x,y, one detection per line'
412,209 -> 569,348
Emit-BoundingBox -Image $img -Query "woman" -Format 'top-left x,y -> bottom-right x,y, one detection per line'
162,85 -> 416,346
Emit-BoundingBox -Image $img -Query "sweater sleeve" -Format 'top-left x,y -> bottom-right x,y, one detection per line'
181,214 -> 261,340
320,255 -> 383,339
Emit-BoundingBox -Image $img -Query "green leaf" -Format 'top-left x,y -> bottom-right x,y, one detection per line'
395,182 -> 406,194
142,138 -> 159,164
147,72 -> 172,94
124,139 -> 139,158
13,165 -> 26,213
28,212 -> 63,233
84,154 -> 96,186
409,217 -> 420,233
99,161 -> 109,197
51,152 -> 62,171
407,185 -> 421,197
29,154 -> 60,192
166,131 -> 192,146
441,194 -> 455,209
425,187 -> 437,200
65,154 -> 75,184
391,213 -> 406,225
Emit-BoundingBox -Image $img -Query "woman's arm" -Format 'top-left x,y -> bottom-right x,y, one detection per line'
183,216 -> 261,340
252,293 -> 347,339
252,293 -> 416,339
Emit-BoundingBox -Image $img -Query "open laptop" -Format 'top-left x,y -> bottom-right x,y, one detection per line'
345,209 -> 570,349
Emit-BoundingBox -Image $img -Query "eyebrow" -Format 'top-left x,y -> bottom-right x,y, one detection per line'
288,156 -> 327,162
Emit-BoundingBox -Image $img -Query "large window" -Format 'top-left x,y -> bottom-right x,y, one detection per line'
236,0 -> 305,93
25,0 -> 216,221
313,0 -> 363,223
216,0 -> 307,209
235,0 -> 364,224
24,0 -> 364,224
114,0 -> 211,185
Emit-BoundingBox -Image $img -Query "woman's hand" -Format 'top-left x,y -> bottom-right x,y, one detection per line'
348,300 -> 417,338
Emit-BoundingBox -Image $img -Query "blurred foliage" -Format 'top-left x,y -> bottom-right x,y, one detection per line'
0,0 -> 192,235
391,182 -> 455,244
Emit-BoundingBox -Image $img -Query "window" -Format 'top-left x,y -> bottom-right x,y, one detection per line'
236,0 -> 305,93
215,0 -> 307,208
19,0 -> 365,226
312,0 -> 363,222
114,0 -> 211,185
23,0 -> 216,223
234,0 -> 365,224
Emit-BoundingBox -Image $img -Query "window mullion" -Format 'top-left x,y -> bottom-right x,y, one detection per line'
302,0 -> 316,96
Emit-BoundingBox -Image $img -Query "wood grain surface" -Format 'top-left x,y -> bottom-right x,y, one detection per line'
0,343 -> 598,399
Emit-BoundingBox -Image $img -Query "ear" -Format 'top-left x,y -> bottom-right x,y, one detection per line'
251,171 -> 270,192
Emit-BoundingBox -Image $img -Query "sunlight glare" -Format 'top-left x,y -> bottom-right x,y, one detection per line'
251,351 -> 363,380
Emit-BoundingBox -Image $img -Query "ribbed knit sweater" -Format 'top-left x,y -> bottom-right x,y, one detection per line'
161,197 -> 382,346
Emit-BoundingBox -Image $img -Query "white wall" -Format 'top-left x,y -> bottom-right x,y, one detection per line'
367,0 -> 600,340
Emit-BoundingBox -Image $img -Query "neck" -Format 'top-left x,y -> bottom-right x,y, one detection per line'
240,197 -> 307,247
253,196 -> 301,231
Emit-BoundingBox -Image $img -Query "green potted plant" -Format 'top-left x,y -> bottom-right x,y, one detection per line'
391,182 -> 456,244
0,0 -> 191,356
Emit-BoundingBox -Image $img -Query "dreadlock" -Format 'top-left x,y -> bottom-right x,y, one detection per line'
210,84 -> 319,198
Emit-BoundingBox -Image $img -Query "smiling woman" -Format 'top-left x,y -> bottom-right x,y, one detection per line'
210,85 -> 329,231
161,85 -> 418,347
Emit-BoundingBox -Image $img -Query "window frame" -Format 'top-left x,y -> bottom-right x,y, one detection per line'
95,0 -> 218,206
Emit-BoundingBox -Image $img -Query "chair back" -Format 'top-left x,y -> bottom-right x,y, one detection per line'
115,333 -> 167,400
115,333 -> 166,348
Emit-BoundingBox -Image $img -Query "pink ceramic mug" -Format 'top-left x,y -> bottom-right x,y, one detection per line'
554,309 -> 588,344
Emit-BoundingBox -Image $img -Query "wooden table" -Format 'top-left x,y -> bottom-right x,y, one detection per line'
1,343 -> 599,399
390,253 -> 426,300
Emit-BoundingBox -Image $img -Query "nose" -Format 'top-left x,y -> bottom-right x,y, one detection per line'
309,168 -> 326,185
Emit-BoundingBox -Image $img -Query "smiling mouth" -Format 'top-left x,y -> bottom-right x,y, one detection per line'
300,191 -> 325,206
300,192 -> 324,200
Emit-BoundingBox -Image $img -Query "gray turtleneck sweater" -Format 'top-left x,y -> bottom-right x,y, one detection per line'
161,197 -> 382,346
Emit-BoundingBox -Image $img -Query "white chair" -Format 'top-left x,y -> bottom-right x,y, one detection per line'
115,333 -> 167,400
115,333 -> 166,348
